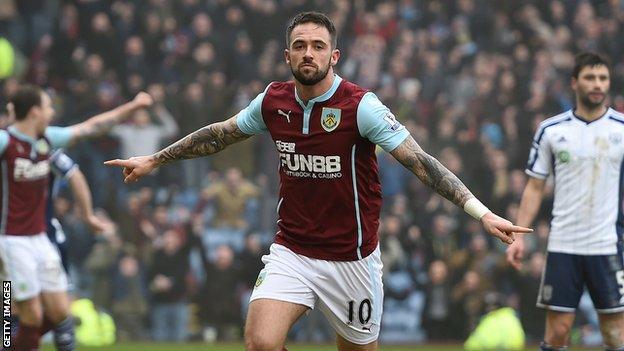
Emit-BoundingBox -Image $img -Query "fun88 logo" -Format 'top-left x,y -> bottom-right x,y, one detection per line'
279,153 -> 341,173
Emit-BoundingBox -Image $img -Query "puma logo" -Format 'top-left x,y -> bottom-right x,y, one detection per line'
277,109 -> 292,123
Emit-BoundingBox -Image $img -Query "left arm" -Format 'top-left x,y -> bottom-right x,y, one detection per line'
67,92 -> 153,144
390,136 -> 532,244
68,168 -> 105,233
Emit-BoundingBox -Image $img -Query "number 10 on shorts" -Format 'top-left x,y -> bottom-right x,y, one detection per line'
347,299 -> 372,325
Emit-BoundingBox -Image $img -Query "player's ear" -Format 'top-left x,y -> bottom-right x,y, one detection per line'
284,49 -> 290,65
571,77 -> 577,91
330,49 -> 340,66
29,105 -> 41,118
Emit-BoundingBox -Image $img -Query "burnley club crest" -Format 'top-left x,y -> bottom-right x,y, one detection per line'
321,107 -> 341,132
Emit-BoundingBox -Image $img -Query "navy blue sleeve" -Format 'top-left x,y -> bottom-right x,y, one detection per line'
49,149 -> 78,179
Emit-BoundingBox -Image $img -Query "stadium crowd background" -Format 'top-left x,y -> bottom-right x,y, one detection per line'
1,0 -> 623,346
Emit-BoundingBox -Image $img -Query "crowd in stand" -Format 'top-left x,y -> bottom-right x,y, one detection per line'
2,0 -> 624,345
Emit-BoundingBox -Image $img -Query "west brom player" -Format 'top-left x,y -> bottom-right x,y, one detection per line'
507,52 -> 624,351
47,150 -> 106,273
106,12 -> 531,351
0,85 -> 152,351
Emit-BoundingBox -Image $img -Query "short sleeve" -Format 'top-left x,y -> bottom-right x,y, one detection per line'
525,127 -> 552,179
0,130 -> 8,155
49,149 -> 78,179
357,92 -> 410,152
44,126 -> 73,149
236,84 -> 271,135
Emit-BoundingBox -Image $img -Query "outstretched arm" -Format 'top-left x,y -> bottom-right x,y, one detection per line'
390,136 -> 532,244
105,114 -> 251,182
68,92 -> 153,144
152,114 -> 249,165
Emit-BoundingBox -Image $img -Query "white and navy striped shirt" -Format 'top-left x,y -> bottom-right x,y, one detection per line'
526,108 -> 624,255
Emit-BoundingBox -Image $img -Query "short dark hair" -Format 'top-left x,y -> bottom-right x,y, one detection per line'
285,12 -> 337,49
572,52 -> 611,79
9,84 -> 43,121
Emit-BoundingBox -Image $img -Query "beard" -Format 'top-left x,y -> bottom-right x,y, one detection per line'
291,59 -> 331,86
578,91 -> 606,109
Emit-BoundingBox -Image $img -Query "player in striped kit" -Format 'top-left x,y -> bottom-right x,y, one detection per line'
10,150 -> 106,351
0,85 -> 152,351
106,12 -> 531,351
507,52 -> 624,351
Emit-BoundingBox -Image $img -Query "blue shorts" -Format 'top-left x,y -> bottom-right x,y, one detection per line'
537,250 -> 624,313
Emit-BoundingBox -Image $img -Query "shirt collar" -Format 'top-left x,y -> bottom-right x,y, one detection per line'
294,74 -> 343,108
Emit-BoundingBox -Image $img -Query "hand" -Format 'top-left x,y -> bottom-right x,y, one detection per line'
152,275 -> 172,292
132,92 -> 154,109
480,212 -> 532,245
104,155 -> 158,183
506,237 -> 525,271
85,213 -> 107,233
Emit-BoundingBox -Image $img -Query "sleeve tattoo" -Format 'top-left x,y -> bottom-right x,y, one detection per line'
390,136 -> 474,208
152,117 -> 250,165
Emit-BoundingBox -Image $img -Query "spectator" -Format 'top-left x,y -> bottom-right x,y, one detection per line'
111,253 -> 149,341
422,260 -> 452,341
198,244 -> 241,341
450,270 -> 486,338
111,102 -> 179,161
238,233 -> 266,290
198,167 -> 259,230
149,228 -> 190,342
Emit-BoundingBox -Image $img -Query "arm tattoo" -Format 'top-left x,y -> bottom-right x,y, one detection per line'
152,119 -> 250,165
390,136 -> 474,208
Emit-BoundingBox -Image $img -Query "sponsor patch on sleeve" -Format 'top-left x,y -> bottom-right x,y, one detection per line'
383,112 -> 402,132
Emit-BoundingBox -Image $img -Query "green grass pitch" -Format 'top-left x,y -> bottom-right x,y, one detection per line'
41,342 -> 603,350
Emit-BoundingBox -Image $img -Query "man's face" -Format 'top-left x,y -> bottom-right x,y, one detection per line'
133,110 -> 150,127
34,92 -> 55,135
572,64 -> 610,109
285,22 -> 340,86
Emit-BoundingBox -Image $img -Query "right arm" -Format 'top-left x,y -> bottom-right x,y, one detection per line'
507,119 -> 552,269
152,114 -> 249,165
516,177 -> 547,230
105,115 -> 251,182
506,177 -> 546,270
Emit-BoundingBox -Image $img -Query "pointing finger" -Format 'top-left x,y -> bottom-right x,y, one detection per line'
507,225 -> 533,233
104,159 -> 130,167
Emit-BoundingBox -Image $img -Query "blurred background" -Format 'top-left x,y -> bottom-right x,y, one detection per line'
1,0 -> 623,348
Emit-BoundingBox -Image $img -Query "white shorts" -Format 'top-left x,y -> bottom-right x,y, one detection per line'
250,243 -> 384,345
0,233 -> 69,301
